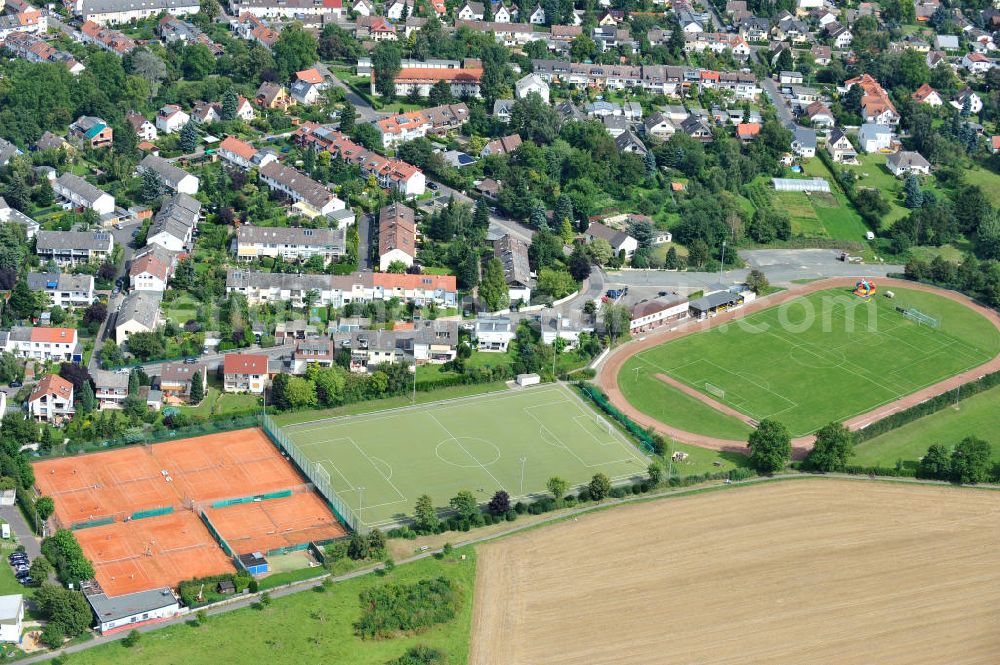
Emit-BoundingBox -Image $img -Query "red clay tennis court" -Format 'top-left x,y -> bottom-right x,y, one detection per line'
34,429 -> 306,527
204,493 -> 346,555
76,512 -> 235,597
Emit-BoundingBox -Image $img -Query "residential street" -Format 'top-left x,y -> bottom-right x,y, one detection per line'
313,61 -> 381,122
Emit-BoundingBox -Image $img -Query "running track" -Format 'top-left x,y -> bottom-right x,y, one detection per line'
595,277 -> 1000,458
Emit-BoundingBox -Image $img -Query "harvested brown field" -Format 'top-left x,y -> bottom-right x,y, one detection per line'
469,479 -> 1000,665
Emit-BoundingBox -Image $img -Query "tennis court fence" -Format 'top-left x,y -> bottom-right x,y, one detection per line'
261,414 -> 360,533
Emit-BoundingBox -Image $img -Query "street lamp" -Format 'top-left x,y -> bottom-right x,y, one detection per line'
719,240 -> 727,282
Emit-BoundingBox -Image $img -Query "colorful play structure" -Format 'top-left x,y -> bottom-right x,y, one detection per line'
853,279 -> 877,298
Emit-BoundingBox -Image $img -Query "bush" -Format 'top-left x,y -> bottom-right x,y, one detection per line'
386,645 -> 449,665
40,622 -> 65,649
41,529 -> 94,585
354,577 -> 460,640
122,629 -> 141,648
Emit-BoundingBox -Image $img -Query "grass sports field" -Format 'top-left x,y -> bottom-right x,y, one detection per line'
620,287 -> 1000,437
280,384 -> 649,528
470,479 -> 1000,665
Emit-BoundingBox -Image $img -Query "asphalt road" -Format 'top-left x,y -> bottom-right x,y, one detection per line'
760,76 -> 796,126
314,61 -> 381,122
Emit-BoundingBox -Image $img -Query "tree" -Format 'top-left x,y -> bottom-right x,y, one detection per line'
122,629 -> 141,648
179,120 -> 198,153
347,531 -> 370,559
479,257 -> 510,311
36,496 -> 55,521
588,238 -> 614,266
746,419 -> 791,473
745,269 -> 769,294
487,490 -> 510,516
950,436 -> 992,484
339,102 -> 356,134
181,43 -> 215,80
553,194 -> 574,229
918,443 -> 951,480
806,422 -> 853,471
546,476 -> 568,500
479,42 -> 509,108
428,79 -> 453,106
319,23 -> 361,61
372,41 -> 402,99
272,23 -> 319,79
29,556 -> 52,581
386,260 -> 408,274
449,490 -> 479,520
903,175 -> 924,209
473,197 -> 490,233
283,376 -> 317,408
126,332 -> 164,361
141,168 -> 164,203
35,583 -> 93,638
77,381 -> 96,415
367,527 -> 386,554
413,494 -> 438,532
126,49 -> 167,98
570,34 -> 598,62
221,88 -> 239,121
7,279 -> 39,320
40,622 -> 64,649
189,370 -> 204,404
774,47 -> 794,74
568,244 -> 591,282
588,473 -> 611,501
648,462 -> 664,485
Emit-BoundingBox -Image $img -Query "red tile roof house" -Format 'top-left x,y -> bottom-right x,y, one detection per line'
157,361 -> 206,402
222,353 -> 269,394
28,374 -> 74,424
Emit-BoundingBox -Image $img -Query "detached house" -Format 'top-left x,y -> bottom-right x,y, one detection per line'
857,123 -> 892,153
218,136 -> 277,170
156,104 -> 189,134
912,83 -> 942,107
93,370 -> 129,410
962,52 -> 994,74
115,290 -> 162,344
223,353 -> 269,393
68,116 -> 113,149
886,151 -> 931,177
158,361 -> 206,399
586,222 -> 638,259
827,128 -> 858,163
28,374 -> 74,423
493,233 -> 533,304
255,82 -> 293,109
129,244 -> 176,292
126,111 -> 158,141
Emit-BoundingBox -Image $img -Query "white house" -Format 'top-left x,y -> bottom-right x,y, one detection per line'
527,4 -> 544,23
0,595 -> 23,643
53,173 -> 115,215
952,88 -> 984,115
886,151 -> 931,177
28,374 -> 74,423
378,203 -> 416,271
857,123 -> 892,153
629,294 -> 689,333
514,73 -> 549,102
126,111 -> 157,142
962,52 -> 994,74
585,222 -> 639,259
129,245 -> 174,292
912,83 -> 943,107
258,162 -> 344,217
1,327 -> 80,362
155,104 -> 189,134
223,353 -> 268,393
115,290 -> 162,344
27,272 -> 95,308
457,1 -> 484,20
474,315 -> 514,351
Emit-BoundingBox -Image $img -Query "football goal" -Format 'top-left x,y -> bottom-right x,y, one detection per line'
902,308 -> 940,328
705,383 -> 726,400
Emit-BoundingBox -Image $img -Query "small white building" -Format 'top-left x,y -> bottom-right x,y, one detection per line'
155,104 -> 190,134
886,151 -> 931,177
0,595 -> 23,643
86,587 -> 180,635
514,73 -> 549,102
857,124 -> 892,153
585,222 -> 639,260
28,374 -> 74,423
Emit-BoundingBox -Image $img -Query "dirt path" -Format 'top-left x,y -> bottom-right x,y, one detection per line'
596,277 -> 1000,456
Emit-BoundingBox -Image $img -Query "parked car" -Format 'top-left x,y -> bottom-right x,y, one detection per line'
183,357 -> 197,364
18,577 -> 34,586
427,182 -> 438,190
8,381 -> 21,388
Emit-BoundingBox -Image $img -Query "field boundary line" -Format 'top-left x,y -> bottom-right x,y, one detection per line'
426,412 -> 509,494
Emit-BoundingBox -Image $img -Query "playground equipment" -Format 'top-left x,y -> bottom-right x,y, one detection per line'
853,279 -> 877,298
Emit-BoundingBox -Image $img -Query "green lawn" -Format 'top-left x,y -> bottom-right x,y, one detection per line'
797,159 -> 873,240
65,551 -> 477,665
818,153 -> 909,226
620,287 -> 1000,437
964,164 -> 1000,207
273,382 -> 510,426
280,384 -> 650,528
852,384 -> 1000,469
774,191 -> 828,237
178,388 -> 261,417
163,293 -> 202,327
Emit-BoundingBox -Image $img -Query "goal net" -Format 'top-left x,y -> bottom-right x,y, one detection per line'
902,308 -> 940,328
595,415 -> 613,435
705,383 -> 726,400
